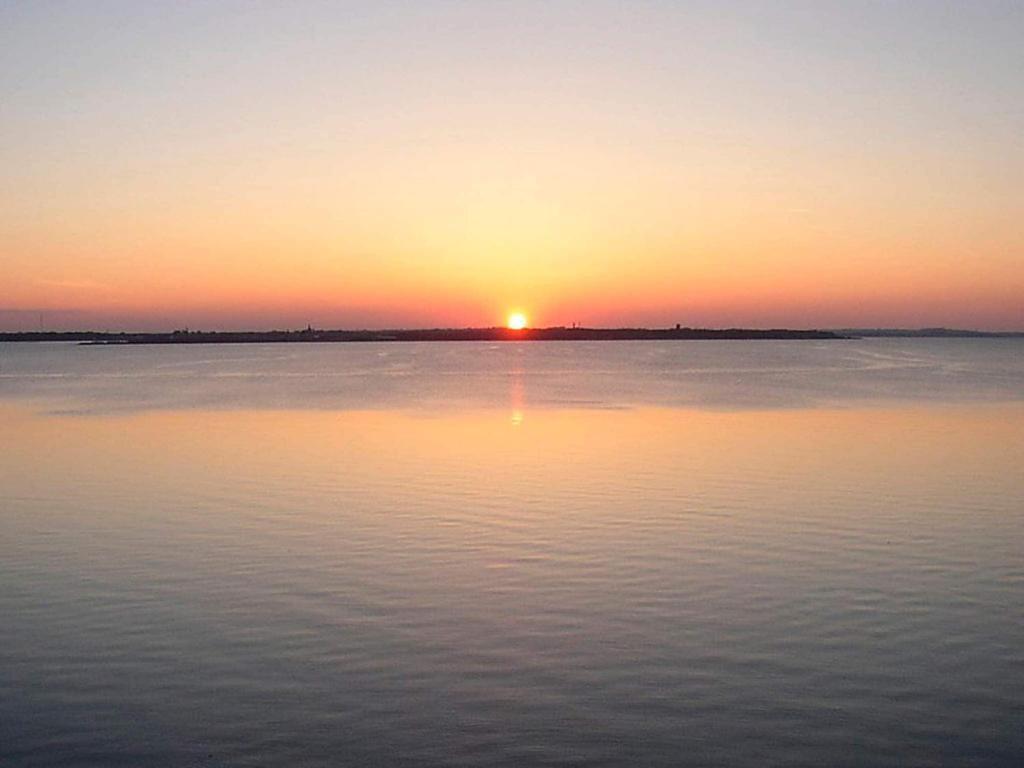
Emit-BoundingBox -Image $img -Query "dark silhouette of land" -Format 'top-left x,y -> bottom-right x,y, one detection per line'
4,327 -> 1022,345
0,326 -> 844,344
836,328 -> 1024,338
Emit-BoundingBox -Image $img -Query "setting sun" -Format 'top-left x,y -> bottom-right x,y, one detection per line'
507,312 -> 528,330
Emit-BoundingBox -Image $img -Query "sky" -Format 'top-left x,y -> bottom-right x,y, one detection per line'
1,0 -> 1022,331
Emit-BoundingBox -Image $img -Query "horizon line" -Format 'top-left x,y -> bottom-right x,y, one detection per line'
3,325 -> 1023,337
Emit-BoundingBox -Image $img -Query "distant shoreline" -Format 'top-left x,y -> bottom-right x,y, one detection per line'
2,327 -> 845,344
2,327 -> 1021,345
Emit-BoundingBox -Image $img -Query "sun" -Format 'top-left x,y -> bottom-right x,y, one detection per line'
507,312 -> 528,330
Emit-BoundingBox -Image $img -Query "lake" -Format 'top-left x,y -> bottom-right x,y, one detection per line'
1,339 -> 1022,766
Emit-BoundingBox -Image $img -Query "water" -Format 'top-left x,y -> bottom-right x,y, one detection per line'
1,340 -> 1022,766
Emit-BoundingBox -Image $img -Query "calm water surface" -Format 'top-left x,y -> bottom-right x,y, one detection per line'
2,340 -> 1022,766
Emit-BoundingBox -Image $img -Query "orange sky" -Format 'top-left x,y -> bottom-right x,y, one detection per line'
1,2 -> 1022,331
